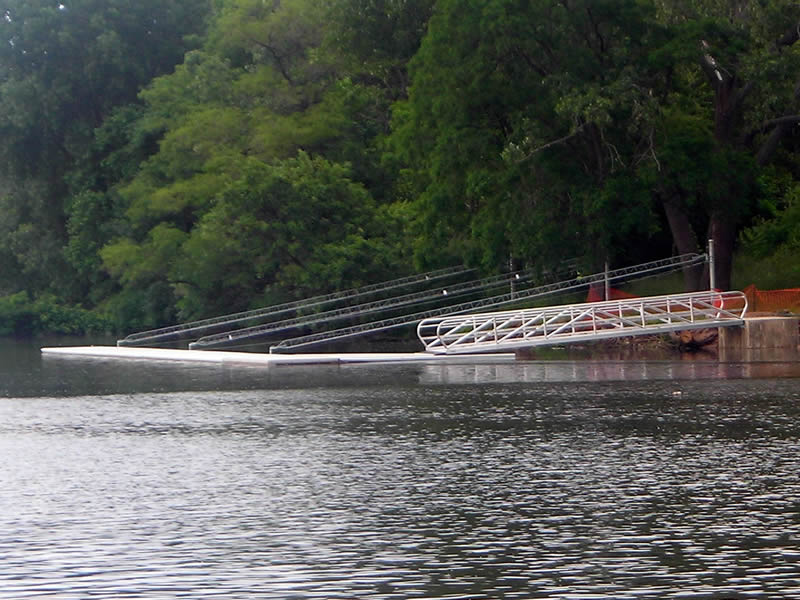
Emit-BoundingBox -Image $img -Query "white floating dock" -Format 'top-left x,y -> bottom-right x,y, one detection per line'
40,346 -> 515,366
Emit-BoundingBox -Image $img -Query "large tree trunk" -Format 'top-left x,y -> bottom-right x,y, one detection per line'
698,29 -> 800,292
696,42 -> 751,292
661,194 -> 704,291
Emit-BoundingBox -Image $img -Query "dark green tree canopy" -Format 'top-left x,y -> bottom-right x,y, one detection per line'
393,0 -> 668,269
4,0 -> 800,335
0,0 -> 210,178
0,0 -> 210,300
394,0 -> 800,289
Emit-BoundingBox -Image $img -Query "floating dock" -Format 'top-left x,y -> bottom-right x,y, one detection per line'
40,346 -> 516,366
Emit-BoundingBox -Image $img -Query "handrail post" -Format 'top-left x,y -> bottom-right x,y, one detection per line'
708,238 -> 716,291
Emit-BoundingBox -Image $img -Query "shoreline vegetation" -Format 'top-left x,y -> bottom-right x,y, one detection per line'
0,292 -> 112,338
3,272 -> 799,341
3,2 -> 800,339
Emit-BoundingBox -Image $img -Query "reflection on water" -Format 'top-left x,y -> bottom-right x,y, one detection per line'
420,359 -> 800,385
5,337 -> 800,398
2,340 -> 800,598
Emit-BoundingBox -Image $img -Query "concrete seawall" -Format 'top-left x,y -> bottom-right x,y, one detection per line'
718,316 -> 800,362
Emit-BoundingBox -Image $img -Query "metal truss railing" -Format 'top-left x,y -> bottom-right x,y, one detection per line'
117,265 -> 473,347
188,268 -> 545,349
417,290 -> 748,355
268,254 -> 707,353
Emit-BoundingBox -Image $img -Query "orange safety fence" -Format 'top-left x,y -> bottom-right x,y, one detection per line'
586,284 -> 787,313
586,284 -> 638,303
586,284 -> 800,313
743,285 -> 800,314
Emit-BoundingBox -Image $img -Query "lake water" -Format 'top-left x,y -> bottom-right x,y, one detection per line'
2,339 -> 800,598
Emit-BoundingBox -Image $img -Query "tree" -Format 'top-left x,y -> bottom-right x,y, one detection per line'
99,0 -> 417,323
169,154 -> 408,318
326,0 -> 435,100
393,0 -> 668,272
644,1 -> 800,289
0,0 -> 210,300
394,0 -> 800,290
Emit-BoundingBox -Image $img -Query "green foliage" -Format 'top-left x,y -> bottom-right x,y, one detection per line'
172,153 -> 411,319
92,0 -> 418,327
325,0 -> 435,99
0,293 -> 36,337
739,173 -> 800,284
103,225 -> 189,287
391,0 -> 800,292
31,295 -> 113,337
732,251 -> 800,291
100,282 -> 178,334
7,0 -> 800,337
0,0 -> 210,176
0,292 -> 112,337
0,0 -> 211,303
393,0 -> 668,269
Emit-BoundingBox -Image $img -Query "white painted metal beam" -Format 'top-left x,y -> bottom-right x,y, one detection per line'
418,290 -> 748,355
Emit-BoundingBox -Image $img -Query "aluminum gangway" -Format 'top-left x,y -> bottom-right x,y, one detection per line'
117,265 -> 473,347
188,268 -> 545,349
268,254 -> 707,353
417,290 -> 748,355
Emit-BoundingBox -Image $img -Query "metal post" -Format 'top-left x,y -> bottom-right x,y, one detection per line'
708,238 -> 716,290
509,256 -> 516,299
604,261 -> 610,301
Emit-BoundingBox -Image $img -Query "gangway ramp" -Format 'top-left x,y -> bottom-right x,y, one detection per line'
117,265 -> 473,347
268,254 -> 707,353
188,269 -> 542,349
417,290 -> 748,355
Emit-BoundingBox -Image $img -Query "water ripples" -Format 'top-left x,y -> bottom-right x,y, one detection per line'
2,378 -> 800,598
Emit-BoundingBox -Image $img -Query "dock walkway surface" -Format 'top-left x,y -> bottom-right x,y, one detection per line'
40,346 -> 515,366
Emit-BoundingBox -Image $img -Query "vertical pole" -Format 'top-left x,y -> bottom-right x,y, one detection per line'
708,238 -> 715,290
604,260 -> 610,301
509,255 -> 516,299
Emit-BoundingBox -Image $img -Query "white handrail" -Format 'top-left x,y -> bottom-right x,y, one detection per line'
417,290 -> 748,354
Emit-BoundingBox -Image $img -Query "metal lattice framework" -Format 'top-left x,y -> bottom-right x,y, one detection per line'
268,254 -> 706,353
417,290 -> 748,355
117,265 -> 473,347
189,268 -> 543,349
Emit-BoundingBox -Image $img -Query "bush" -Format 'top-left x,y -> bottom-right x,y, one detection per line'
732,251 -> 800,291
0,292 -> 37,337
0,292 -> 113,337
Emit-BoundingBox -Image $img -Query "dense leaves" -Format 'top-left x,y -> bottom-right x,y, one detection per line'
2,0 -> 800,335
0,0 -> 210,304
393,0 -> 669,270
395,0 -> 800,289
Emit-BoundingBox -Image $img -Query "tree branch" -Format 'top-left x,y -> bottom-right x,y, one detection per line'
532,37 -> 559,71
747,72 -> 800,163
246,35 -> 293,84
515,47 -> 549,77
753,116 -> 800,165
758,114 -> 800,130
513,123 -> 588,163
744,114 -> 800,144
586,6 -> 606,55
756,123 -> 788,166
699,40 -> 728,88
776,21 -> 800,50
730,80 -> 754,112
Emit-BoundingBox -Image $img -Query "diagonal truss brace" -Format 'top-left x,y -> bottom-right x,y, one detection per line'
418,290 -> 748,354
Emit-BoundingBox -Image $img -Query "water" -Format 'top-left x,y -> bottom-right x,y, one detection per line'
2,339 -> 800,598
